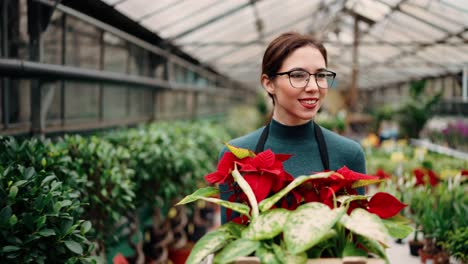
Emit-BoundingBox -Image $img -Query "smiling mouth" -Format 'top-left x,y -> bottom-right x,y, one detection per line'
299,99 -> 318,105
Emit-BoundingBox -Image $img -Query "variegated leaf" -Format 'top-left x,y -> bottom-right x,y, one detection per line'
340,208 -> 390,247
284,203 -> 346,254
213,238 -> 260,264
242,208 -> 290,240
226,143 -> 255,159
176,186 -> 219,205
232,167 -> 258,218
356,235 -> 388,262
186,230 -> 233,264
218,222 -> 245,238
198,196 -> 251,218
259,171 -> 334,212
256,244 -> 281,264
284,251 -> 308,264
336,195 -> 368,205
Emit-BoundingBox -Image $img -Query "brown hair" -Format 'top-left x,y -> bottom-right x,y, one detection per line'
262,32 -> 328,78
261,32 -> 328,107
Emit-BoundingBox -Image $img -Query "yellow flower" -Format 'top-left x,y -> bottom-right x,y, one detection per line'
390,152 -> 406,163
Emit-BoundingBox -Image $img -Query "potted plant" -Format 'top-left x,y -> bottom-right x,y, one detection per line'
177,144 -> 413,264
438,227 -> 468,264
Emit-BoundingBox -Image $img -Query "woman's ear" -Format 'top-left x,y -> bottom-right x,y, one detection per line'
261,74 -> 275,95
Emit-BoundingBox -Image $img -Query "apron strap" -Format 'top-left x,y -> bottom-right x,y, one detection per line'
255,121 -> 329,170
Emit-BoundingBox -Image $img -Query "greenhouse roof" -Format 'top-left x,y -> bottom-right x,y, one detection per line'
100,0 -> 468,90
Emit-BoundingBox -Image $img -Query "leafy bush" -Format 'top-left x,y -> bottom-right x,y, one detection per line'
57,135 -> 135,254
0,137 -> 94,263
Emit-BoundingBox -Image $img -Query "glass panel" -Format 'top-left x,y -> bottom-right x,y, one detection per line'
129,88 -> 152,118
18,0 -> 29,60
103,32 -> 127,73
42,11 -> 63,65
128,44 -> 149,76
42,82 -> 62,124
7,80 -> 31,124
65,16 -> 100,70
64,82 -> 99,121
103,85 -> 127,120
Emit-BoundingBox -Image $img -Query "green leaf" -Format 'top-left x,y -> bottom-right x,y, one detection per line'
80,221 -> 92,235
176,186 -> 220,205
343,241 -> 368,257
64,240 -> 83,255
186,230 -> 233,264
352,179 -> 385,189
41,158 -> 47,167
35,216 -> 46,230
8,186 -> 18,199
24,167 -> 35,179
340,208 -> 390,247
0,206 -> 12,225
242,209 -> 289,240
213,238 -> 260,264
12,180 -> 27,188
9,215 -> 17,226
1,246 -> 21,253
38,229 -> 56,237
284,203 -> 345,254
259,171 -> 334,212
382,217 -> 414,239
41,175 -> 56,186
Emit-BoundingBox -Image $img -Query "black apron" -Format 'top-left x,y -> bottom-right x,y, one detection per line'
254,121 -> 330,171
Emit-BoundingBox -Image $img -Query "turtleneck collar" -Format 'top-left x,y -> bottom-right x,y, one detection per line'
269,118 -> 315,141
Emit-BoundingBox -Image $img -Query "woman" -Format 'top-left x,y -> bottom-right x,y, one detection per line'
219,32 -> 366,223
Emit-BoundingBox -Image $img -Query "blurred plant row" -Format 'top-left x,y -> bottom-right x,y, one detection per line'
363,141 -> 467,264
0,121 -> 230,264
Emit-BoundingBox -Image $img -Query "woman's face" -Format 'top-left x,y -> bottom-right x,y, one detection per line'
262,45 -> 328,126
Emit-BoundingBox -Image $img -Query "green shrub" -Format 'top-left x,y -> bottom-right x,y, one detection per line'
0,137 -> 94,263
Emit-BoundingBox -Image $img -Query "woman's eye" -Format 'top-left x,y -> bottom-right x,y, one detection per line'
316,72 -> 327,78
290,71 -> 308,79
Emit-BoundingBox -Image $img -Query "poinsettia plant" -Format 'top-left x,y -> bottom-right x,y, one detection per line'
177,144 -> 413,264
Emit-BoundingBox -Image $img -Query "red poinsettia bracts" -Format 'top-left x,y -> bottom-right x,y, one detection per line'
367,192 -> 407,218
375,169 -> 391,179
205,146 -> 407,223
412,168 -> 440,186
236,150 -> 294,202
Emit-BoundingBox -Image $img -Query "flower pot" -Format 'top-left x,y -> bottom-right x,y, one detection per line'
409,240 -> 424,256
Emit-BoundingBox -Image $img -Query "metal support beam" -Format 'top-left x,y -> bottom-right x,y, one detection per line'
28,0 -> 44,136
347,15 -> 359,112
1,0 -> 10,128
463,64 -> 468,102
171,0 -> 260,40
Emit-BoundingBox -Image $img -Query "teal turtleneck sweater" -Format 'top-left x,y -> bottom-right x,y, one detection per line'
219,119 -> 366,223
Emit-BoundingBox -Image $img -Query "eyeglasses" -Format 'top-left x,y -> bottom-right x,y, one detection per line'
275,69 -> 336,89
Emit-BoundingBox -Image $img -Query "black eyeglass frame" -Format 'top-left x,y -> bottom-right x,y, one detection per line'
274,69 -> 337,89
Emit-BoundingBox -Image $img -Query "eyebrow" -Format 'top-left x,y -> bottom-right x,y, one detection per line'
287,67 -> 329,73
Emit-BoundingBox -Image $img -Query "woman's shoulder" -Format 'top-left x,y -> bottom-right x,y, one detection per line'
319,126 -> 363,152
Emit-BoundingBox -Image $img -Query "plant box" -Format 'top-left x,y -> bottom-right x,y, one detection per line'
233,257 -> 385,264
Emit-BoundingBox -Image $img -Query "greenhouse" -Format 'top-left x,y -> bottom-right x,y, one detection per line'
0,0 -> 467,263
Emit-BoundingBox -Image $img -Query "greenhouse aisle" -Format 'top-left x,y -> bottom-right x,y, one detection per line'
387,238 -> 420,264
